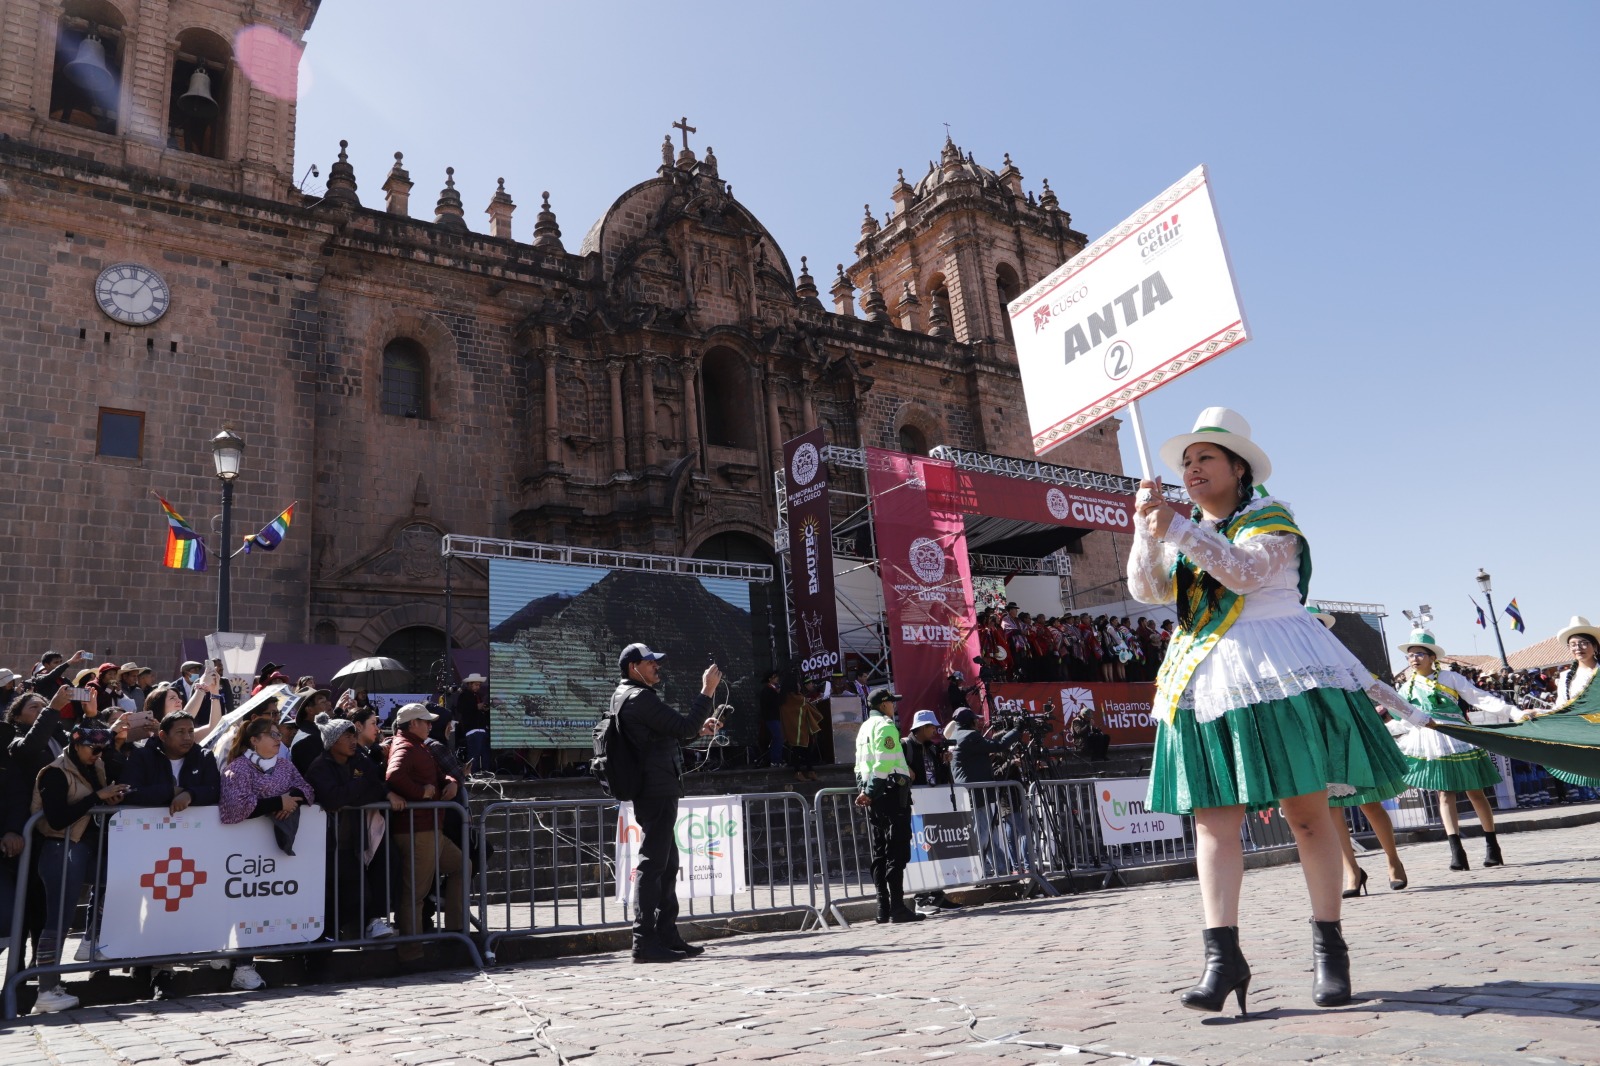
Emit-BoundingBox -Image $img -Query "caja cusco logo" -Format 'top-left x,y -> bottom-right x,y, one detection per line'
139,847 -> 208,912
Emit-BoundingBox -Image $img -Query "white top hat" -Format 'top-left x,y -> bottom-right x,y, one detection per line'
1556,616 -> 1600,649
1159,407 -> 1272,485
1307,606 -> 1335,630
1398,629 -> 1445,659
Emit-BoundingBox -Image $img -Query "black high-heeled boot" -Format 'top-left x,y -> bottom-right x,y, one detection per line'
1482,831 -> 1504,867
1447,834 -> 1470,871
1180,926 -> 1250,1015
1310,919 -> 1352,1007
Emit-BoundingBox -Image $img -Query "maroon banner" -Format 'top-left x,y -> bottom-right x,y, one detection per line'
866,448 -> 982,730
923,465 -> 1183,534
784,429 -> 841,682
988,681 -> 1158,748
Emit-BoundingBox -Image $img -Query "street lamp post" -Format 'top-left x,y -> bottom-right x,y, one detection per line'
211,427 -> 245,632
1476,567 -> 1511,672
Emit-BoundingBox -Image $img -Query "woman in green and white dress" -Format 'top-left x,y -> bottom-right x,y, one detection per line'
1129,408 -> 1435,1015
1391,630 -> 1521,871
1530,616 -> 1600,789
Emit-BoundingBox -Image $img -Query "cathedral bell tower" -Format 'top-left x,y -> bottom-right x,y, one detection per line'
843,136 -> 1121,470
0,0 -> 319,200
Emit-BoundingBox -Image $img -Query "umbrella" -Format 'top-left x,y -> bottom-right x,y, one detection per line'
330,656 -> 413,694
1435,681 -> 1600,779
200,683 -> 293,758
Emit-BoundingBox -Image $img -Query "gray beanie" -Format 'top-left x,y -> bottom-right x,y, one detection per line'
316,712 -> 355,749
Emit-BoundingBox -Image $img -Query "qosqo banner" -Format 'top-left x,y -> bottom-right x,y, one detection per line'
989,681 -> 1159,748
616,797 -> 746,904
1008,165 -> 1250,456
905,786 -> 982,892
99,807 -> 326,958
865,448 -> 982,729
783,429 -> 842,682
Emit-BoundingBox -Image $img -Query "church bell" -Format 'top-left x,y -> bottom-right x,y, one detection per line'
178,67 -> 219,122
64,34 -> 116,100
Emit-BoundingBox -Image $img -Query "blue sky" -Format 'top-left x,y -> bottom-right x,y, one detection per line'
294,2 -> 1596,668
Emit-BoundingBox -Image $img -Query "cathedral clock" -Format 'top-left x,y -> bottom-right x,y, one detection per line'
94,263 -> 171,326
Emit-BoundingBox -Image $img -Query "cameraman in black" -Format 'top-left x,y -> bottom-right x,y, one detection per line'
947,707 -> 1023,878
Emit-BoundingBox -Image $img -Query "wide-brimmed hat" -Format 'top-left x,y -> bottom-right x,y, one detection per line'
461,673 -> 488,684
1398,629 -> 1445,659
0,669 -> 16,687
1159,407 -> 1272,485
1556,616 -> 1600,649
1307,605 -> 1335,630
909,709 -> 941,731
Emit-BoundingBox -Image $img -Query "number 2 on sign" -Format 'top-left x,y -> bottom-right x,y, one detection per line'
1103,340 -> 1133,381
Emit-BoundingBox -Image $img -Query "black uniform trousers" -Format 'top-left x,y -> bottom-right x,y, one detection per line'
868,786 -> 912,901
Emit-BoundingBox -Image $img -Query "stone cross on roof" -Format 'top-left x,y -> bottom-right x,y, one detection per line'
673,116 -> 697,150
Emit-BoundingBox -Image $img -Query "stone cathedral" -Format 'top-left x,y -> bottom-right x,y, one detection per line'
0,0 -> 1130,678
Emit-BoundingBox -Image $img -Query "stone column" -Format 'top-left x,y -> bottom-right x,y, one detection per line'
543,351 -> 561,467
681,357 -> 701,466
765,369 -> 783,459
640,355 -> 659,467
606,358 -> 626,475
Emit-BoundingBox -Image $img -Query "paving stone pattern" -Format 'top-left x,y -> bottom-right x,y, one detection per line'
3,825 -> 1597,1065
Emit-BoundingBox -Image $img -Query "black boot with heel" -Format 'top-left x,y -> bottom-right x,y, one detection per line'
1311,919 -> 1352,1007
1447,833 -> 1470,871
1180,926 -> 1251,1015
1483,831 -> 1504,867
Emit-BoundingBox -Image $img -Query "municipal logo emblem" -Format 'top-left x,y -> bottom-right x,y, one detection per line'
908,537 -> 947,584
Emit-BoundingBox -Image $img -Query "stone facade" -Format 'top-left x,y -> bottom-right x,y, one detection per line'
0,0 -> 1132,678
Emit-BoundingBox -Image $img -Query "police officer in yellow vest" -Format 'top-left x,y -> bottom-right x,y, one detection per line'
854,687 -> 923,923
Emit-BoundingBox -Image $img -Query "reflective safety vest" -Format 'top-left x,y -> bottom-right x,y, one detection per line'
854,711 -> 909,790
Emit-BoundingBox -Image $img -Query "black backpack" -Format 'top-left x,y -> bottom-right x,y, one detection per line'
592,694 -> 642,801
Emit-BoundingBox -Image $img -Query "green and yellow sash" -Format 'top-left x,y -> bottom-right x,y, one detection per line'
1400,671 -> 1469,725
1152,499 -> 1310,726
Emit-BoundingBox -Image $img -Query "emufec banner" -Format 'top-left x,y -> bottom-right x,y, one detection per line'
783,428 -> 842,682
865,448 -> 982,729
616,796 -> 746,903
988,681 -> 1159,748
99,807 -> 327,958
1008,165 -> 1250,456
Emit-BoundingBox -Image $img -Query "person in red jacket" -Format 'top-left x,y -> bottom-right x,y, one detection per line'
384,702 -> 470,964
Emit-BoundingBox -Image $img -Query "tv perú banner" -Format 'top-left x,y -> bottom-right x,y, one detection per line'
783,428 -> 842,683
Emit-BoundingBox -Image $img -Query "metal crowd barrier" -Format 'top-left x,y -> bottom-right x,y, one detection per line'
2,802 -> 480,1019
811,783 -> 1056,927
476,792 -> 820,961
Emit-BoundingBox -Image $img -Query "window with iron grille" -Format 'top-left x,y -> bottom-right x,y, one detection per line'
381,338 -> 427,418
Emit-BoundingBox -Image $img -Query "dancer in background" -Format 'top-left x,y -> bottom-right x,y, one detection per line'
1390,630 -> 1520,870
1130,408 -> 1435,1015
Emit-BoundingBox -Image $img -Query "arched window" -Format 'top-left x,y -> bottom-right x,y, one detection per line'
168,29 -> 231,159
49,2 -> 126,134
702,348 -> 756,449
381,338 -> 428,418
375,626 -> 449,689
897,424 -> 930,455
313,620 -> 340,645
996,264 -> 1021,344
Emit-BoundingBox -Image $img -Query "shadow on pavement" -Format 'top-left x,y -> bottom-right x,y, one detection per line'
1199,980 -> 1600,1023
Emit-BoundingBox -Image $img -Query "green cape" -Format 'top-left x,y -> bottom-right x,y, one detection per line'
1434,679 -> 1600,778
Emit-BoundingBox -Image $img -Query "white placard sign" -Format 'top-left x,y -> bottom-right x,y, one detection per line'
1095,777 -> 1184,844
1008,165 -> 1250,456
616,796 -> 747,904
99,806 -> 326,958
905,786 -> 983,891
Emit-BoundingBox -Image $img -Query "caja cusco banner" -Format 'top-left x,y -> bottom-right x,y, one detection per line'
783,429 -> 842,682
921,462 -> 1183,535
988,682 -> 1158,748
866,447 -> 982,729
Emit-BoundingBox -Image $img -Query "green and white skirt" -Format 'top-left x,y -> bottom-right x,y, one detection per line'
1148,686 -> 1412,816
1401,749 -> 1502,792
1546,766 -> 1600,788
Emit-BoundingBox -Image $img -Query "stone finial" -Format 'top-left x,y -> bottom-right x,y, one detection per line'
862,278 -> 890,323
698,145 -> 719,178
485,177 -> 516,239
940,135 -> 963,172
795,255 -> 820,305
383,151 -> 413,216
896,281 -> 920,330
661,135 -> 674,169
998,151 -> 1024,198
830,263 -> 856,318
860,203 -> 880,237
532,190 -> 564,250
323,138 -> 359,206
899,280 -> 919,306
891,167 -> 914,214
1039,177 -> 1059,211
434,166 -> 468,232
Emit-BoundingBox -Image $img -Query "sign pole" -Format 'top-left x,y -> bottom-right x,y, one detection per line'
1126,399 -> 1157,483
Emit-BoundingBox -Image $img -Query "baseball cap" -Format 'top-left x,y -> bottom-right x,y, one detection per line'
394,702 -> 438,725
618,643 -> 667,671
952,708 -> 978,728
867,686 -> 903,708
909,709 -> 941,731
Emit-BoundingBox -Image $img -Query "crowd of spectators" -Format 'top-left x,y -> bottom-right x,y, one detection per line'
969,604 -> 1171,690
0,649 -> 476,1014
